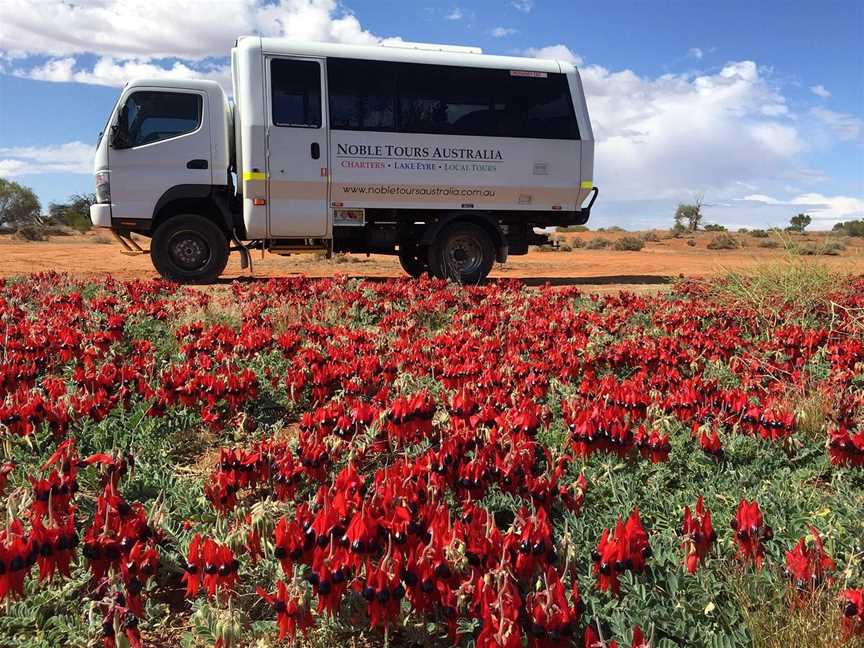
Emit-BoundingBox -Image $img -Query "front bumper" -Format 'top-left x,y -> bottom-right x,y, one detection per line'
90,203 -> 112,228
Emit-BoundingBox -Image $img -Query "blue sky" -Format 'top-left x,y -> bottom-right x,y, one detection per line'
1,0 -> 862,228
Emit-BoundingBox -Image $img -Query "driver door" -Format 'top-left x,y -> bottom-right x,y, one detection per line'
109,88 -> 211,221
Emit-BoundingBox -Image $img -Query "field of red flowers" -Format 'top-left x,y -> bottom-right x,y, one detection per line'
0,271 -> 862,648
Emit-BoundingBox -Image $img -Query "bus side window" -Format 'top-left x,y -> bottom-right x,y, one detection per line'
271,59 -> 321,128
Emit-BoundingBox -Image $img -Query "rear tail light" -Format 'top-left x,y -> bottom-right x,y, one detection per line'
95,171 -> 111,203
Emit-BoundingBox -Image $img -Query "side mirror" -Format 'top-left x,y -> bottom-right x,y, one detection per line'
110,123 -> 133,150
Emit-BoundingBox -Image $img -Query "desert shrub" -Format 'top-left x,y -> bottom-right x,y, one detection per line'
707,232 -> 740,250
556,225 -> 588,233
821,239 -> 847,255
613,236 -> 645,251
794,240 -> 846,256
641,230 -> 661,242
704,223 -> 727,231
93,234 -> 113,244
758,239 -> 780,248
832,219 -> 864,237
686,239 -> 696,247
737,228 -> 749,234
585,237 -> 611,250
750,229 -> 769,238
671,222 -> 687,238
12,224 -> 48,241
605,225 -> 625,233
569,237 -> 586,249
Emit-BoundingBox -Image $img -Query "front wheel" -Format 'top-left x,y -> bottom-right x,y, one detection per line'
428,222 -> 495,284
150,214 -> 229,283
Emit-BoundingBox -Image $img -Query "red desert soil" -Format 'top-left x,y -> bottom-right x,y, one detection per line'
1,230 -> 861,292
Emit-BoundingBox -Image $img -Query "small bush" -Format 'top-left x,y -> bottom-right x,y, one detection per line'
707,233 -> 740,250
93,235 -> 113,245
671,222 -> 687,238
794,239 -> 846,256
832,219 -> 864,237
613,236 -> 645,251
641,230 -> 661,242
750,229 -> 769,238
737,228 -> 749,234
12,224 -> 48,241
758,239 -> 780,248
569,237 -> 586,249
704,223 -> 727,232
556,225 -> 588,233
821,239 -> 847,256
686,239 -> 696,247
605,225 -> 625,233
585,237 -> 611,250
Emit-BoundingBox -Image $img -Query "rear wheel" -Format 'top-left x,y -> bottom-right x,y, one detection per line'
398,243 -> 429,278
428,222 -> 495,284
150,214 -> 229,283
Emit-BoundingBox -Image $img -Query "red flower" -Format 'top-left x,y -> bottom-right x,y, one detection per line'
257,581 -> 313,641
784,525 -> 834,593
731,499 -> 772,569
680,497 -> 715,574
841,589 -> 864,637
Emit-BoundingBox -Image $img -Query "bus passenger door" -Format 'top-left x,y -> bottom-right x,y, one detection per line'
265,57 -> 329,238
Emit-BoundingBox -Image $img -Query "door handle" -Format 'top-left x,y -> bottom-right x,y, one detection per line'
311,143 -> 320,160
187,159 -> 208,169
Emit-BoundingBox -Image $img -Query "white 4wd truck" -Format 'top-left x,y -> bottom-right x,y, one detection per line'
90,37 -> 597,283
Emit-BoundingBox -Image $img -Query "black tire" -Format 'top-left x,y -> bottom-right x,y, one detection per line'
150,214 -> 229,284
427,221 -> 495,284
398,243 -> 429,278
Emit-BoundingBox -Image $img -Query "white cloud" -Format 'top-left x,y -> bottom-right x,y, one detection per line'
739,193 -> 864,226
445,7 -> 464,20
511,0 -> 534,12
492,27 -> 517,37
687,47 -> 704,59
810,107 -> 863,143
0,142 -> 93,176
17,56 -> 232,89
573,59 -> 806,201
810,84 -> 831,99
0,0 -> 387,61
743,194 -> 781,205
523,44 -> 582,65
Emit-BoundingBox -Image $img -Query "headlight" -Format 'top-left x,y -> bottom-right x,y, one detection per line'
95,171 -> 111,203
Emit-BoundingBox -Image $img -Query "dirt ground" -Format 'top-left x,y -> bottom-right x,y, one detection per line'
1,229 -> 861,292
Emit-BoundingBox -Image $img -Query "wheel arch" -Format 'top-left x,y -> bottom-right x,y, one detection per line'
151,185 -> 235,239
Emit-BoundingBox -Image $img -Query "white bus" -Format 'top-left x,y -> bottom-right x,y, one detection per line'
90,36 -> 597,283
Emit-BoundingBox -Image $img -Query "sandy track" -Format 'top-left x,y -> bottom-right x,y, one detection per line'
1,231 -> 861,292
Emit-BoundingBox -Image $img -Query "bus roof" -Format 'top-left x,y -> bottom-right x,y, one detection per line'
240,36 -> 574,74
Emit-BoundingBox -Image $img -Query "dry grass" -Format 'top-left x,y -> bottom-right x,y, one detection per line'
727,570 -> 853,648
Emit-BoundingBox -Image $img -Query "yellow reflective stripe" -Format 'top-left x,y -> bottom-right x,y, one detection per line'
243,171 -> 267,181
580,180 -> 593,189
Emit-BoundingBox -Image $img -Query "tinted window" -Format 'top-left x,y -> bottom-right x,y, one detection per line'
122,91 -> 201,147
326,59 -> 579,139
271,59 -> 322,128
503,72 -> 579,139
398,65 -> 498,136
328,59 -> 396,130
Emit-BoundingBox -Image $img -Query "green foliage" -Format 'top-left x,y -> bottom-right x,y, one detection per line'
704,223 -> 727,232
557,225 -> 589,233
832,219 -> 864,237
789,213 -> 812,234
0,177 -> 41,227
613,236 -> 645,251
586,237 -> 611,250
749,229 -> 769,238
707,233 -> 740,250
674,201 -> 703,232
48,193 -> 96,232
